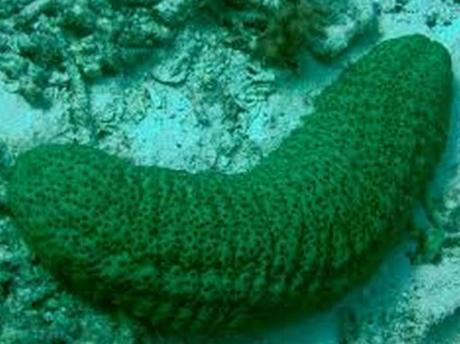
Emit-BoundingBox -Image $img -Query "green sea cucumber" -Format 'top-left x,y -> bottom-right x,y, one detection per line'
6,34 -> 453,334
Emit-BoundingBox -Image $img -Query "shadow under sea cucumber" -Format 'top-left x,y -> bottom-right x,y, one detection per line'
5,34 -> 453,335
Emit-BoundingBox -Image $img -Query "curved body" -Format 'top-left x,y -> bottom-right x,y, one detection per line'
7,34 -> 453,333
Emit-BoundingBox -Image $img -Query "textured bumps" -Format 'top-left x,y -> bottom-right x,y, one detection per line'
7,34 -> 453,334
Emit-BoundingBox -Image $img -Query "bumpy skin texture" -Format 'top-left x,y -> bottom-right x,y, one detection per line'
7,35 -> 453,334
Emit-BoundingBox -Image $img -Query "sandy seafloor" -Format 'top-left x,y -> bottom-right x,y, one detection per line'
1,0 -> 460,343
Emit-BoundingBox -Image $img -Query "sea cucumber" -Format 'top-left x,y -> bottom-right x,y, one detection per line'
6,34 -> 453,334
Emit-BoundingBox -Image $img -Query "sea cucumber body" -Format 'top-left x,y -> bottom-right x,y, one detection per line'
7,34 -> 453,333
